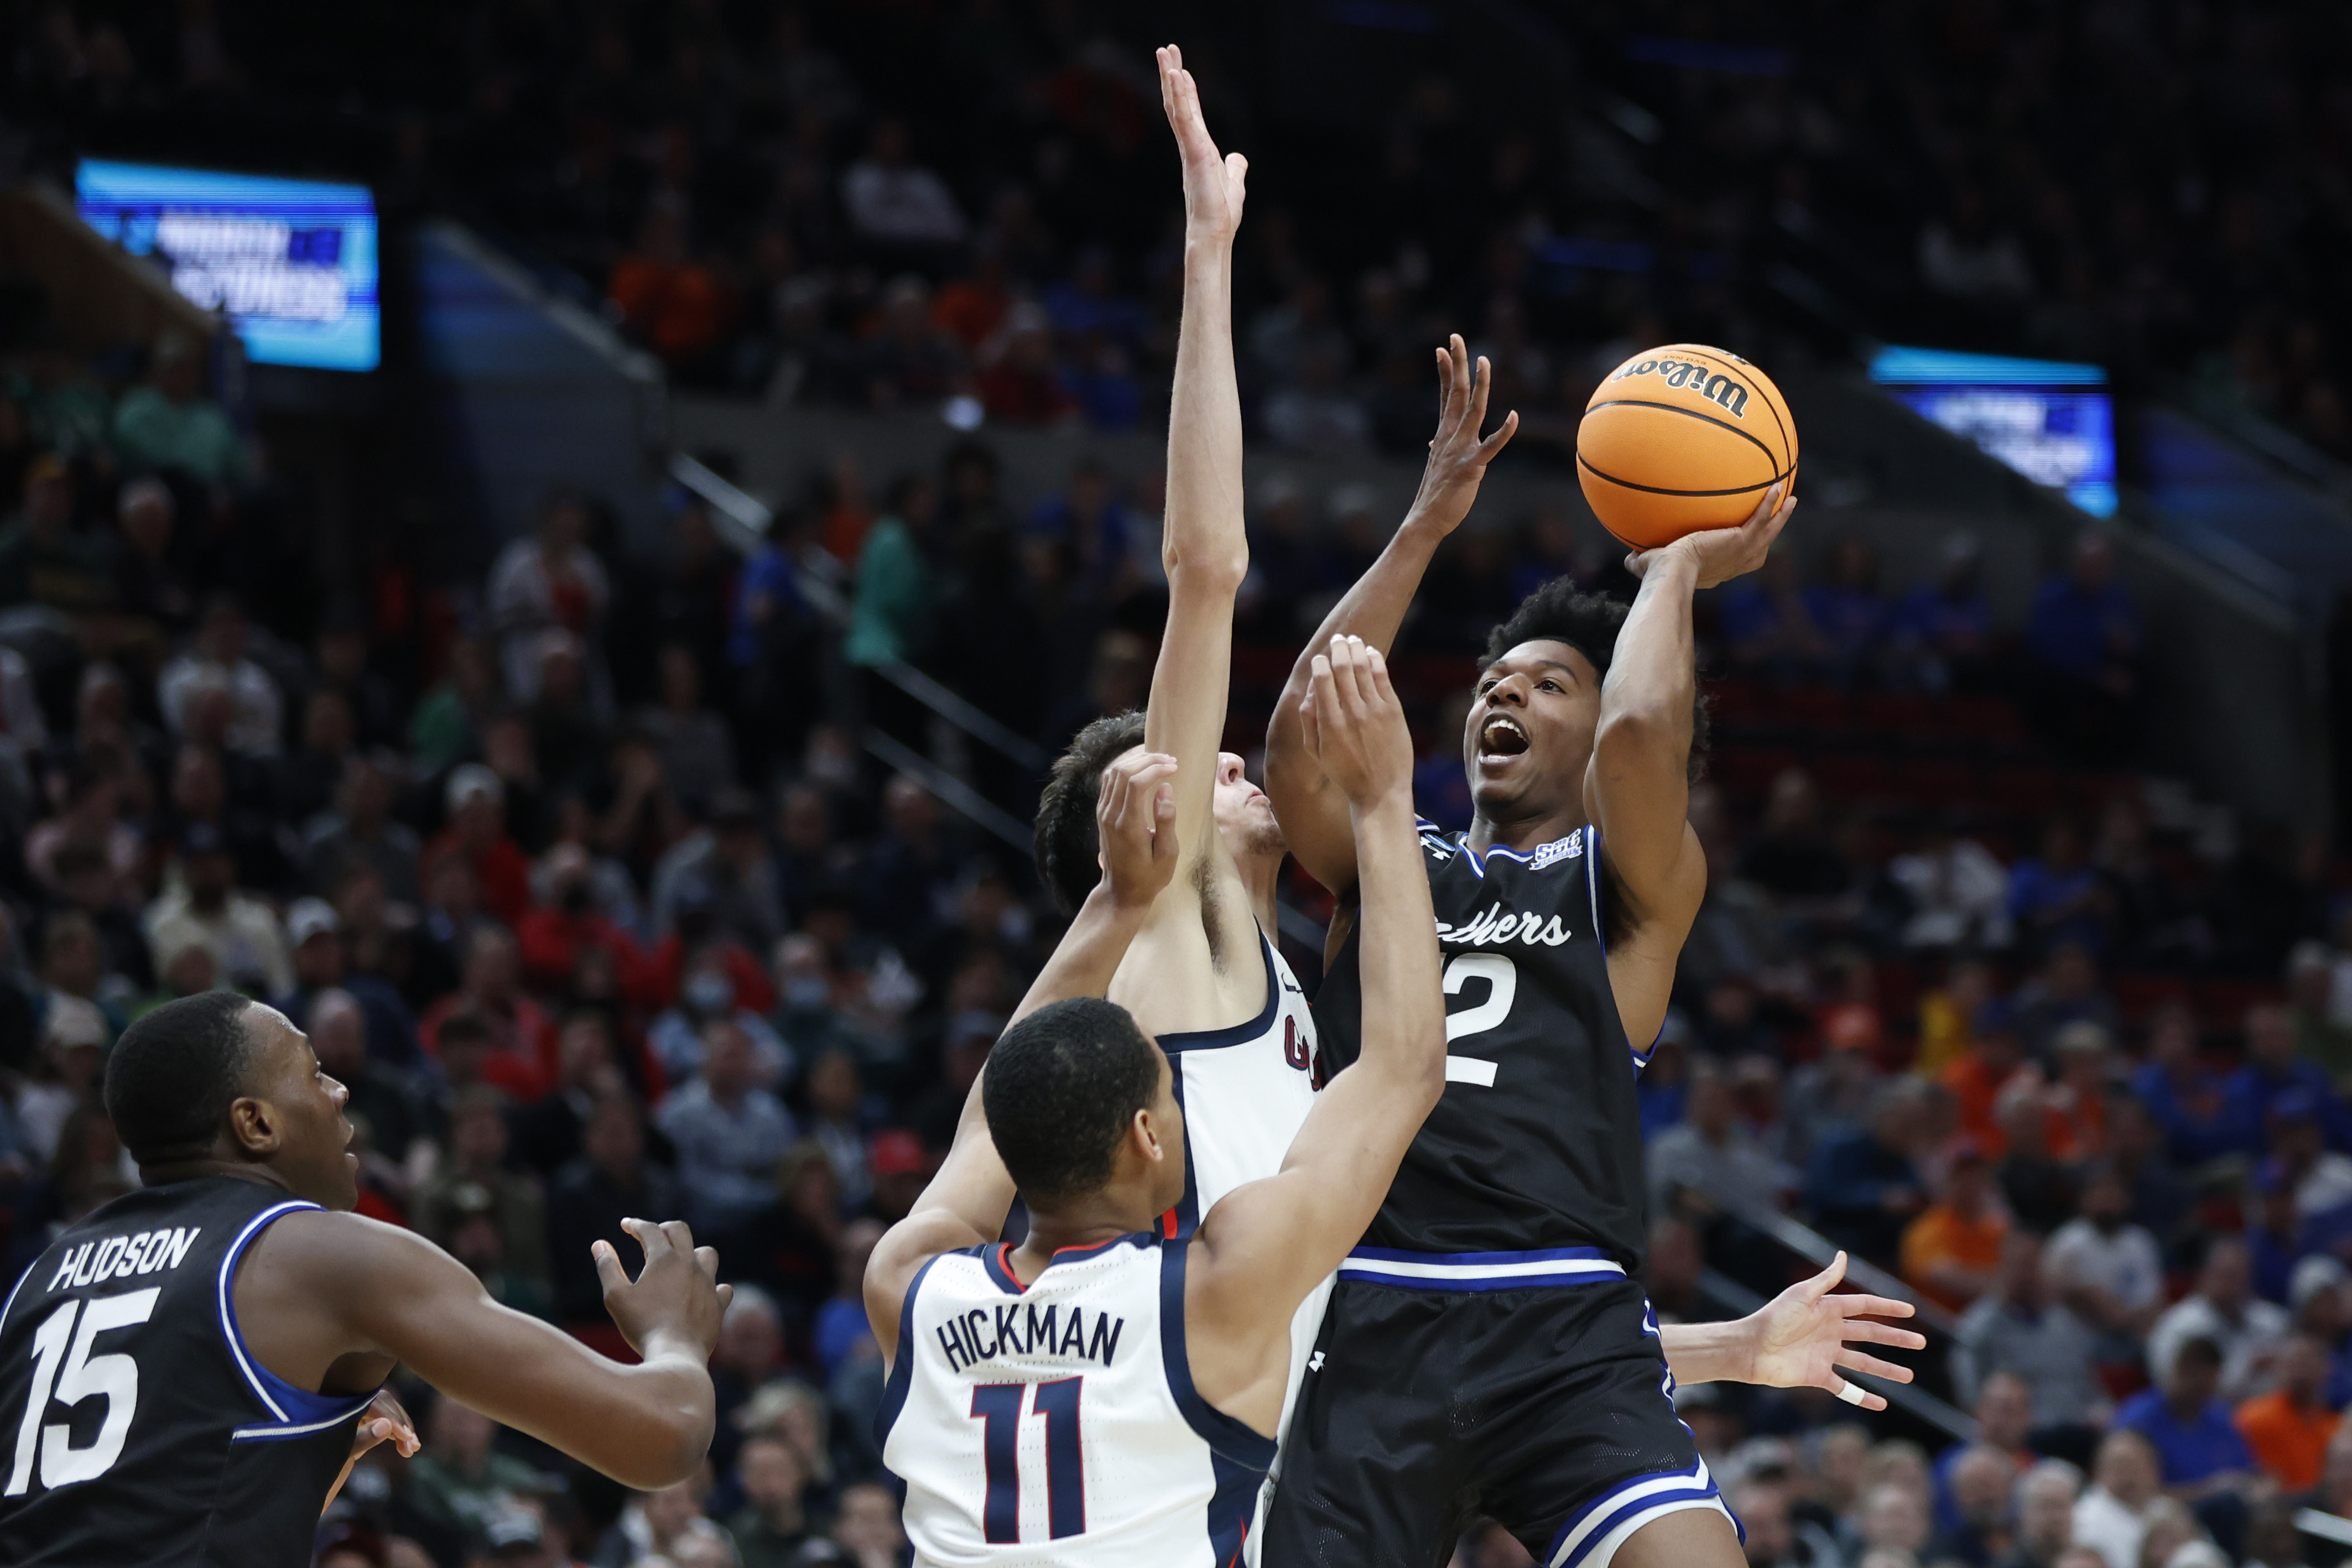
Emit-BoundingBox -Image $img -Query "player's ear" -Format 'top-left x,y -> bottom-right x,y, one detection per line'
1131,1107 -> 1164,1165
225,1094 -> 282,1157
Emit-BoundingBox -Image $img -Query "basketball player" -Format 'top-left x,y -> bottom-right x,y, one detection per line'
868,632 -> 1443,1565
1257,348 -> 1925,1568
1031,46 -> 1312,1239
0,991 -> 728,1566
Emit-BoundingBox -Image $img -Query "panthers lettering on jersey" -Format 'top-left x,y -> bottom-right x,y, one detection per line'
0,1176 -> 381,1567
1315,822 -> 1651,1270
878,1233 -> 1274,1568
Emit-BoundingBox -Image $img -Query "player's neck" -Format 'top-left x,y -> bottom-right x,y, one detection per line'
134,1158 -> 290,1194
1240,852 -> 1279,936
1009,1200 -> 1153,1284
1467,799 -> 1588,857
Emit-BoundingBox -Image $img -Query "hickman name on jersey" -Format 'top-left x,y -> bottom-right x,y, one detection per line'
1313,822 -> 1652,1268
877,1233 -> 1274,1568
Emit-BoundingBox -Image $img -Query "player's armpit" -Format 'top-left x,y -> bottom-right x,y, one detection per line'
253,1211 -> 719,1491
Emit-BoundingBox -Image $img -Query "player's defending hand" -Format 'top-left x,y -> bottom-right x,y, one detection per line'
1157,46 -> 1246,246
1742,1251 -> 1927,1413
1402,335 -> 1520,541
1096,748 -> 1180,911
1301,635 -> 1412,808
1625,478 -> 1797,590
349,1389 -> 420,1465
595,1217 -> 732,1363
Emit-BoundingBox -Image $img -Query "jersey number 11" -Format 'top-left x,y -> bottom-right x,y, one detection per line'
970,1377 -> 1084,1543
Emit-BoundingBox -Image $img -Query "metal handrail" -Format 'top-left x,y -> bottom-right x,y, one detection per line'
668,449 -> 1332,950
1705,1187 -> 1964,1340
668,452 -> 1048,773
1695,1268 -> 1976,1442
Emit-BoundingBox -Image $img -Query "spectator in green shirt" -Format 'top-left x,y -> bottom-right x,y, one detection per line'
402,1394 -> 551,1548
726,1432 -> 814,1568
0,455 -> 115,613
845,475 -> 938,746
112,332 -> 246,487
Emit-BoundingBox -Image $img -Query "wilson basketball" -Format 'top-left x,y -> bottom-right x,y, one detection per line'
1576,345 -> 1798,550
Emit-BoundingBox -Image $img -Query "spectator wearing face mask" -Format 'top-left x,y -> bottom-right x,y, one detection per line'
649,946 -> 792,1088
658,1017 -> 798,1241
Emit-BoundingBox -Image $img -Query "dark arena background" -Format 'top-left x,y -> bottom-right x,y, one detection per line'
5,2 -> 2352,1565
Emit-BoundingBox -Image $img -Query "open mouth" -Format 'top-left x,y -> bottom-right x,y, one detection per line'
1478,715 -> 1530,758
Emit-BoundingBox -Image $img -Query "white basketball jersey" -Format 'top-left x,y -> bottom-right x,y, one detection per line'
878,1234 -> 1274,1568
1156,930 -> 1327,1568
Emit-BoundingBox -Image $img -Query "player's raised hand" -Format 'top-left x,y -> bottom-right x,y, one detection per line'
1096,748 -> 1180,910
595,1217 -> 732,1363
1157,45 -> 1246,243
1626,477 -> 1797,590
1402,334 -> 1520,540
1742,1251 -> 1926,1413
1301,635 -> 1412,808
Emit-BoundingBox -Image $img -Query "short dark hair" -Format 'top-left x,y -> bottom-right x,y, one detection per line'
1482,576 -> 1709,781
103,992 -> 262,1164
982,998 -> 1162,1207
1033,710 -> 1147,916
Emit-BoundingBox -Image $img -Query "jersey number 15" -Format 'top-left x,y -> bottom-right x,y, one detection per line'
6,1289 -> 159,1496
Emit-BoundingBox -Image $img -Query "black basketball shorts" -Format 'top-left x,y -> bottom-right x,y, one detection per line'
1258,1262 -> 1742,1568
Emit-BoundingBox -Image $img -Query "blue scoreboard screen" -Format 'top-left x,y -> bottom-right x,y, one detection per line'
1870,345 -> 2116,517
76,159 -> 379,372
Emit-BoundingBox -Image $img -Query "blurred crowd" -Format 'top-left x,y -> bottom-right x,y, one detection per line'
11,1 -> 2347,458
8,3 -> 2352,1567
8,320 -> 2352,1568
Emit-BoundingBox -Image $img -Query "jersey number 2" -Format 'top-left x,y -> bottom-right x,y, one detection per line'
1443,953 -> 1517,1086
5,1289 -> 159,1496
970,1377 -> 1084,1543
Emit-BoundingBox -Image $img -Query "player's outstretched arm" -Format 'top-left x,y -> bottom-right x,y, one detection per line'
1265,338 -> 1517,899
1656,1251 -> 1925,1412
1132,46 -> 1247,954
251,1211 -> 727,1491
1585,481 -> 1795,1041
865,752 -> 1182,1357
1189,638 -> 1445,1421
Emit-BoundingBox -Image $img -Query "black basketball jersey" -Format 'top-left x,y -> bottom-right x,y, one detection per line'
1315,820 -> 1651,1266
0,1175 -> 380,1567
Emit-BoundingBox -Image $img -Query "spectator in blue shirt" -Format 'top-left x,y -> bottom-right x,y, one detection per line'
1889,531 -> 1992,691
1802,536 -> 1890,674
1027,460 -> 1135,590
2225,1003 -> 2352,1155
2132,1004 -> 2242,1168
2026,533 -> 2140,762
2007,822 -> 2111,959
1806,1079 -> 1932,1264
2028,533 -> 2139,687
2115,1336 -> 2257,1493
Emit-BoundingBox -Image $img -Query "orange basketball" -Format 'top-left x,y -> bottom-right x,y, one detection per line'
1576,344 -> 1798,550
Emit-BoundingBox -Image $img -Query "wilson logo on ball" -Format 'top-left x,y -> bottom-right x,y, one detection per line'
1606,356 -> 1751,418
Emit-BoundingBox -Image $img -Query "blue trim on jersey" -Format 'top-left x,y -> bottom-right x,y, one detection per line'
1338,1244 -> 1627,1291
1156,1241 -> 1278,1472
0,1257 -> 30,1335
1167,1054 -> 1200,1239
1585,824 -> 1605,958
1153,933 -> 1280,1055
979,1243 -> 1023,1295
873,1251 -> 943,1450
217,1201 -> 379,1435
1544,1455 -> 1741,1568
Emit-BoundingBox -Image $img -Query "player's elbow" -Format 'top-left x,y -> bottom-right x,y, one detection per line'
1163,543 -> 1249,593
613,1400 -> 713,1491
1593,705 -> 1686,772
